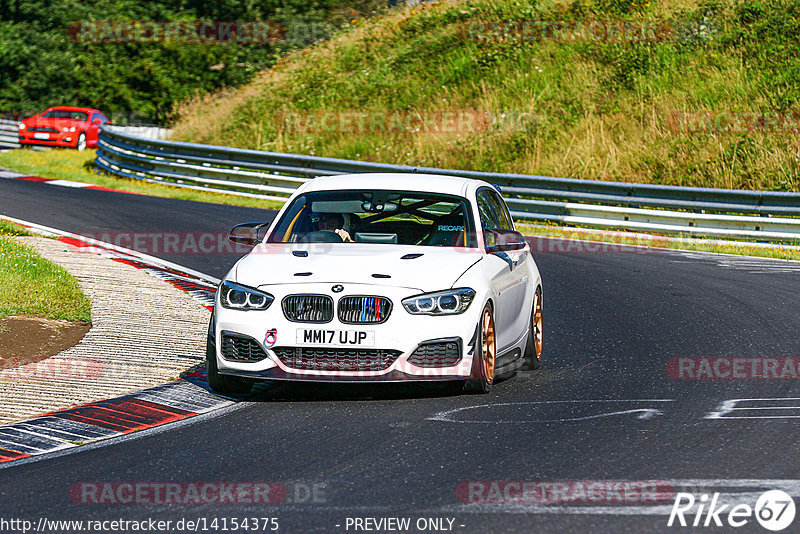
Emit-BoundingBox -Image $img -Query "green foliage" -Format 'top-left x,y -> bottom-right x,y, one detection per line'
0,0 -> 386,123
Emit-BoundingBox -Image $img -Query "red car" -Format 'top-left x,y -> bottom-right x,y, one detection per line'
19,106 -> 108,151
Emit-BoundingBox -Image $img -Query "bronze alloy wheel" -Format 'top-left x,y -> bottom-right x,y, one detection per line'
523,286 -> 543,370
481,306 -> 496,384
464,303 -> 497,393
533,288 -> 543,362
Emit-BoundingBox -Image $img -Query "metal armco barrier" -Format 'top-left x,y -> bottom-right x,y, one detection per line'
107,125 -> 172,140
0,119 -> 20,149
96,126 -> 800,242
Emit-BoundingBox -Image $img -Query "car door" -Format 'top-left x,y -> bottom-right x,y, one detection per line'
477,188 -> 529,352
485,189 -> 532,346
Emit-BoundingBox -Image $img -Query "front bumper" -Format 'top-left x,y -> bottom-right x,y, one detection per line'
221,367 -> 466,383
214,283 -> 482,382
19,134 -> 77,148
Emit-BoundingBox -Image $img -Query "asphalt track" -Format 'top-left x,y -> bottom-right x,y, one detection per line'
2,178 -> 800,533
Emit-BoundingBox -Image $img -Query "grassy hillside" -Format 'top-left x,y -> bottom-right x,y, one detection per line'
173,0 -> 800,191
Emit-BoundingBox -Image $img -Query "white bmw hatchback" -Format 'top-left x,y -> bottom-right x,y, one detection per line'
207,173 -> 543,394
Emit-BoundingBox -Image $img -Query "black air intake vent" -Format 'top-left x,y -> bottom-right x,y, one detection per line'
282,294 -> 334,323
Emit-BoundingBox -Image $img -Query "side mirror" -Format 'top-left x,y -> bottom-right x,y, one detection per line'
228,222 -> 270,246
485,228 -> 526,253
92,118 -> 102,125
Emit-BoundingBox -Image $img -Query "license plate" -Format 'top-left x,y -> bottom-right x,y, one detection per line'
33,133 -> 50,139
296,329 -> 375,347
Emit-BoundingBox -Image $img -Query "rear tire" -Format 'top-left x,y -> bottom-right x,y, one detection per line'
523,287 -> 543,370
206,334 -> 252,395
464,303 -> 496,393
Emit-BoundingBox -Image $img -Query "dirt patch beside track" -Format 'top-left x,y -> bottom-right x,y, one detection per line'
0,316 -> 90,368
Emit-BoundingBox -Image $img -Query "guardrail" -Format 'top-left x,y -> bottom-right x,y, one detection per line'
106,125 -> 172,140
0,119 -> 20,149
96,126 -> 800,242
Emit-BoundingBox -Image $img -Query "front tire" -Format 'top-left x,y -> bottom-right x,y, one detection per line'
76,132 -> 87,152
464,303 -> 496,393
523,287 -> 543,370
206,335 -> 252,395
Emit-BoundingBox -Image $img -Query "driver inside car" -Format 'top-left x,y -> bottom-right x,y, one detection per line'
315,212 -> 353,242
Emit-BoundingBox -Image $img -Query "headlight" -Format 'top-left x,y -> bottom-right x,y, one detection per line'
219,280 -> 274,310
402,288 -> 476,315
18,123 -> 25,130
63,127 -> 76,132
70,127 -> 76,132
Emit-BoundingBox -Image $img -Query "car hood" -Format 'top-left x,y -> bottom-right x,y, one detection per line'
23,118 -> 83,128
234,243 -> 483,293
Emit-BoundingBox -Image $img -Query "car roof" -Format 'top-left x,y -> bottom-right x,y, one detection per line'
44,106 -> 101,113
302,173 -> 494,197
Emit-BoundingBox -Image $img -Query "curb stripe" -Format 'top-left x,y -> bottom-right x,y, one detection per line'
0,439 -> 42,454
0,217 -> 232,465
0,448 -> 30,462
13,418 -> 117,441
52,400 -> 195,433
1,171 -> 140,195
0,429 -> 70,451
0,371 -> 234,465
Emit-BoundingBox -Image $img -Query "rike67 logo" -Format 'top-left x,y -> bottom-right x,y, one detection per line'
668,490 -> 796,531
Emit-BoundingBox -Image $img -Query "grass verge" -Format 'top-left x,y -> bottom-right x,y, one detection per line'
0,221 -> 91,322
0,220 -> 32,237
0,149 -> 283,210
517,222 -> 800,262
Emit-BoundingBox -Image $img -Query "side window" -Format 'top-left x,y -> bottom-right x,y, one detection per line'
476,190 -> 500,230
267,197 -> 307,242
487,190 -> 514,230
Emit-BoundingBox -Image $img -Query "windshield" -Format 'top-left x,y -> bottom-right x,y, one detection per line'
268,189 -> 477,247
41,110 -> 88,121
